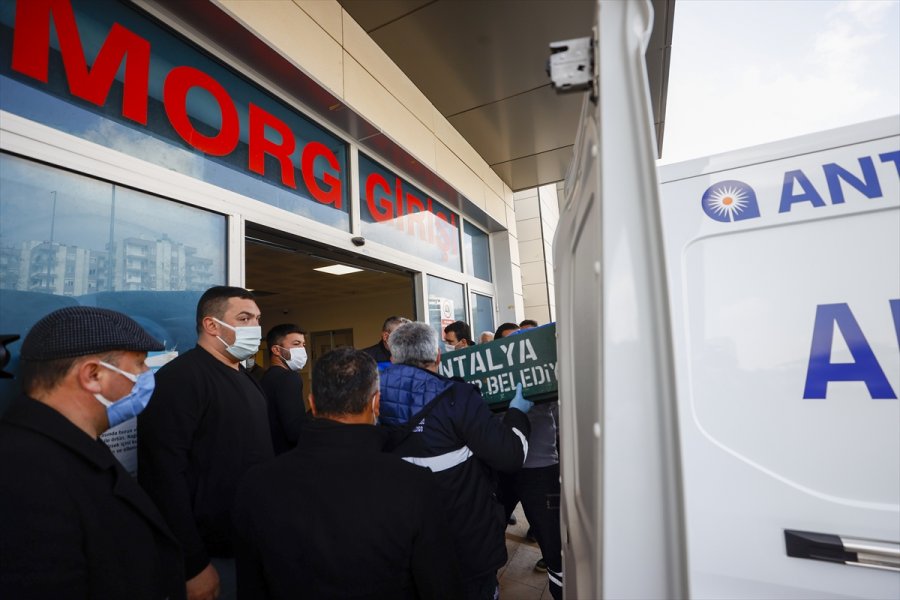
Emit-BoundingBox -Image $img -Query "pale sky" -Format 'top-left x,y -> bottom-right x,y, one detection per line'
660,0 -> 900,164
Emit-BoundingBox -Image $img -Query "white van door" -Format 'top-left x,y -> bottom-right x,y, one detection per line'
554,1 -> 688,598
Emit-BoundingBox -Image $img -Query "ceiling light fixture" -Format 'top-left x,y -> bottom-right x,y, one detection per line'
314,264 -> 364,276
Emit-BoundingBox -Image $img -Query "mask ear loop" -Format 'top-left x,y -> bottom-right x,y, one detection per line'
274,346 -> 290,368
212,318 -> 235,351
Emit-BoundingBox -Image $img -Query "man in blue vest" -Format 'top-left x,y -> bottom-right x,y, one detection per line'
379,321 -> 533,599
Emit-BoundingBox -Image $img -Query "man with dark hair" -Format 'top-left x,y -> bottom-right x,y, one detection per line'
443,320 -> 474,350
233,347 -> 462,599
261,323 -> 308,454
518,319 -> 539,329
381,322 -> 533,599
361,315 -> 410,364
139,286 -> 273,600
494,322 -> 520,339
0,307 -> 185,599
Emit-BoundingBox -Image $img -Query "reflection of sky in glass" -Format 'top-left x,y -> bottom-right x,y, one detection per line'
463,221 -> 492,282
0,153 -> 225,277
471,293 -> 494,337
0,0 -> 349,230
358,154 -> 461,271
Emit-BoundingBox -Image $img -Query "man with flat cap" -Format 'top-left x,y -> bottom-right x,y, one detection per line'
0,306 -> 185,599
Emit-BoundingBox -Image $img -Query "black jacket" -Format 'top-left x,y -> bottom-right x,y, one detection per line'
259,366 -> 308,455
232,419 -> 463,599
0,397 -> 185,599
138,346 -> 274,578
361,340 -> 391,364
379,364 -> 531,582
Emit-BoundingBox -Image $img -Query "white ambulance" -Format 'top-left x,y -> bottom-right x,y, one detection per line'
552,2 -> 900,598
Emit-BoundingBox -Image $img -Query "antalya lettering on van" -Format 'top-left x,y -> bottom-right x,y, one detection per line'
704,151 -> 900,223
804,299 -> 900,399
780,152 -> 900,213
11,0 -> 342,208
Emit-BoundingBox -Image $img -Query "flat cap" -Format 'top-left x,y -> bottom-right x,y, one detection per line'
21,306 -> 164,361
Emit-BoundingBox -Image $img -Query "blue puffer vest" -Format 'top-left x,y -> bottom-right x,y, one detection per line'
379,364 -> 452,426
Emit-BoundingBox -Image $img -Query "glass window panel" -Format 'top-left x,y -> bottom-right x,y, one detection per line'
471,293 -> 495,341
463,221 -> 492,282
0,153 -> 226,413
427,275 -> 466,342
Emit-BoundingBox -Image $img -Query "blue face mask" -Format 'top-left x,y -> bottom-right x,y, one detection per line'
95,361 -> 156,429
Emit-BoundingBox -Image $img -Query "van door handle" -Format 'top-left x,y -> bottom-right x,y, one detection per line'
785,529 -> 900,572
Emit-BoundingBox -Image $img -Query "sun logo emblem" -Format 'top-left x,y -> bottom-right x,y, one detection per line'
701,180 -> 761,222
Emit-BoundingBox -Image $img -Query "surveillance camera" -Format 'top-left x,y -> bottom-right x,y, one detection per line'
351,236 -> 365,247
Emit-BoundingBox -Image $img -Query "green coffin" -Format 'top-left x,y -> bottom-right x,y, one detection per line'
438,323 -> 558,408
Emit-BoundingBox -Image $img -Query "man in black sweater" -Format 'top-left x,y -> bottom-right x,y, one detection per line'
233,347 -> 462,599
260,323 -> 309,454
138,286 -> 274,600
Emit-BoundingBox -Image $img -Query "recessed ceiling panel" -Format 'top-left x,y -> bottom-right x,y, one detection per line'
342,0 -> 594,117
448,86 -> 585,166
337,0 -> 673,190
492,146 -> 575,192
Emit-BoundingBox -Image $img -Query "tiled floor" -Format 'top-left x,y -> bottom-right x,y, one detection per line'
498,505 -> 553,600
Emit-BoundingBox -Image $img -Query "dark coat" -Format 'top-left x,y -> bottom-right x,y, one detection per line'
138,346 -> 274,578
259,366 -> 308,454
0,397 -> 185,600
379,364 -> 531,582
232,418 -> 463,599
361,340 -> 391,364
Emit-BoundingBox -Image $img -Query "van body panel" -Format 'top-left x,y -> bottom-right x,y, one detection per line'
657,118 -> 900,598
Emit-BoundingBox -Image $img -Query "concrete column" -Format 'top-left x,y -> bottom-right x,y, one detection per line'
515,183 -> 560,325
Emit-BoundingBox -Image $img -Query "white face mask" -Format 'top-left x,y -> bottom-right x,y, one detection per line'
281,347 -> 307,371
213,318 -> 261,361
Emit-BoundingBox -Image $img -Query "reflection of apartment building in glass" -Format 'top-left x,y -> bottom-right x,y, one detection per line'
1,241 -> 95,296
0,236 -> 214,295
112,235 -> 214,291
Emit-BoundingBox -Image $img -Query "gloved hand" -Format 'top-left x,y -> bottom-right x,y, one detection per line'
508,383 -> 533,414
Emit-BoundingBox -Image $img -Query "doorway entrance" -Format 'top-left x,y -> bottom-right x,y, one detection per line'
244,225 -> 416,391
